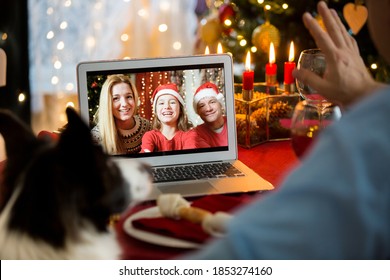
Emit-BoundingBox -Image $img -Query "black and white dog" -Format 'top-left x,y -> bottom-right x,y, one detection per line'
0,108 -> 152,259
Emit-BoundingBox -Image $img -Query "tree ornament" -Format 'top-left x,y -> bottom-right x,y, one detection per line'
251,21 -> 281,53
199,16 -> 222,45
315,15 -> 326,31
218,3 -> 236,23
343,2 -> 368,35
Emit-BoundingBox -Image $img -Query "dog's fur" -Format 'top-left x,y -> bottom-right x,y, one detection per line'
0,108 -> 152,259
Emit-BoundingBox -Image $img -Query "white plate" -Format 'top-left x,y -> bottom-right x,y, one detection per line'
123,206 -> 201,249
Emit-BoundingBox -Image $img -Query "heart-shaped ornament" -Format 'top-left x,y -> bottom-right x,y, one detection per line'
343,3 -> 368,35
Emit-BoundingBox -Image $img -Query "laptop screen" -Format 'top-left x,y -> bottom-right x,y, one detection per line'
77,54 -> 237,166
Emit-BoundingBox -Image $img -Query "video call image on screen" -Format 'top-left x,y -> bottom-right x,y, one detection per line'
86,63 -> 229,157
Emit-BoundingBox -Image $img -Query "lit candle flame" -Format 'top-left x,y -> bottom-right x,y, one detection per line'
205,46 -> 210,55
245,51 -> 251,71
288,41 -> 294,62
217,43 -> 223,54
269,42 -> 275,64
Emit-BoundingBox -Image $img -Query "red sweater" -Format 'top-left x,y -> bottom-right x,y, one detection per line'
141,129 -> 197,152
194,118 -> 228,148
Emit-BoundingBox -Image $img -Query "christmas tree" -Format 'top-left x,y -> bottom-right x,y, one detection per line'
197,0 -> 389,84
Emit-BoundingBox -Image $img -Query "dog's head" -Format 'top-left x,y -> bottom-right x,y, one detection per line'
0,107 -> 135,248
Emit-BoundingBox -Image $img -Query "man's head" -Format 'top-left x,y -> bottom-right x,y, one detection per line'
193,82 -> 225,122
366,0 -> 390,64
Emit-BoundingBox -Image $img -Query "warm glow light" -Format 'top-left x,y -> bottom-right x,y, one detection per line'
288,41 -> 295,62
51,76 -> 59,85
239,39 -> 247,46
173,41 -> 182,50
121,33 -> 129,41
54,60 -> 62,69
371,63 -> 378,70
282,3 -> 289,9
60,21 -> 68,30
66,102 -> 75,108
205,46 -> 210,55
257,0 -> 265,4
269,42 -> 275,64
66,83 -> 74,91
138,9 -> 147,17
251,46 -> 257,52
265,5 -> 271,10
245,51 -> 251,71
57,41 -> 64,50
18,93 -> 26,102
224,19 -> 232,26
158,24 -> 168,32
1,33 -> 7,41
217,43 -> 223,54
46,31 -> 54,39
85,36 -> 96,48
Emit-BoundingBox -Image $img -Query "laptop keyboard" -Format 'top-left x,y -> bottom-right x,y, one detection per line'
152,162 -> 245,183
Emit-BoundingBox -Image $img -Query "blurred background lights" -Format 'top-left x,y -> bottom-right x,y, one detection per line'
54,60 -> 62,69
51,76 -> 59,85
158,24 -> 168,32
371,63 -> 378,70
65,83 -> 74,91
46,31 -> 54,39
18,93 -> 26,103
60,21 -> 68,30
46,7 -> 54,15
173,41 -> 182,50
57,41 -> 64,50
121,33 -> 129,42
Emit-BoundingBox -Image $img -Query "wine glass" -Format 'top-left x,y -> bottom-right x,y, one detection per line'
296,48 -> 329,108
290,100 -> 342,158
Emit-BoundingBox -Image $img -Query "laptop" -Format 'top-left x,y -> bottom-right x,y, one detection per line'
77,54 -> 273,200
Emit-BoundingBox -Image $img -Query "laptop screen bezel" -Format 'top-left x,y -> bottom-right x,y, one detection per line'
76,54 -> 237,166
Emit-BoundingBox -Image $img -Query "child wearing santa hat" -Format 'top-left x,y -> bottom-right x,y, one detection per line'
193,82 -> 228,148
141,83 -> 197,152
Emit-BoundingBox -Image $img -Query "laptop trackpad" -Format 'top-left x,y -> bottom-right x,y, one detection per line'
157,181 -> 219,196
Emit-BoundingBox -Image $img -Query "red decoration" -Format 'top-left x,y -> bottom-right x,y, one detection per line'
218,3 -> 235,23
265,63 -> 277,76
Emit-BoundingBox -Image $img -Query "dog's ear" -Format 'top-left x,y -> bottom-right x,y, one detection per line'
0,109 -> 37,160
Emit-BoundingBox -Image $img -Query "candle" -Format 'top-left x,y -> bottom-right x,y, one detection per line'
265,42 -> 277,85
217,43 -> 223,54
205,46 -> 210,55
284,41 -> 296,93
242,51 -> 254,100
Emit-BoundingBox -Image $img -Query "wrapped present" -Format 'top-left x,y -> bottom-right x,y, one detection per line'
235,83 -> 300,148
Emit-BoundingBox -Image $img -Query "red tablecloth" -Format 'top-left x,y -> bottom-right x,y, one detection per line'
116,140 -> 299,260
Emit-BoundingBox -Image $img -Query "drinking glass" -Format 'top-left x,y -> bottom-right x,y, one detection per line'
296,49 -> 329,107
290,100 -> 342,158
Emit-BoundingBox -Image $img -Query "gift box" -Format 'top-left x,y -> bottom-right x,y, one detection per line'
235,83 -> 300,148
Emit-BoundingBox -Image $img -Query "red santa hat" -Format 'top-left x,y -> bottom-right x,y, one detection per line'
151,83 -> 185,111
193,82 -> 225,113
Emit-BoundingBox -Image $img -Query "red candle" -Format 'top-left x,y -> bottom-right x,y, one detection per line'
242,51 -> 254,90
265,42 -> 277,85
284,41 -> 296,84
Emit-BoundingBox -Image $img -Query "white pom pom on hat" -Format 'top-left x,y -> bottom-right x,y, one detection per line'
152,83 -> 185,111
193,82 -> 225,112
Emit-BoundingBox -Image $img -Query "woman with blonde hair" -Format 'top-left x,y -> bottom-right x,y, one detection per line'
91,74 -> 151,154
